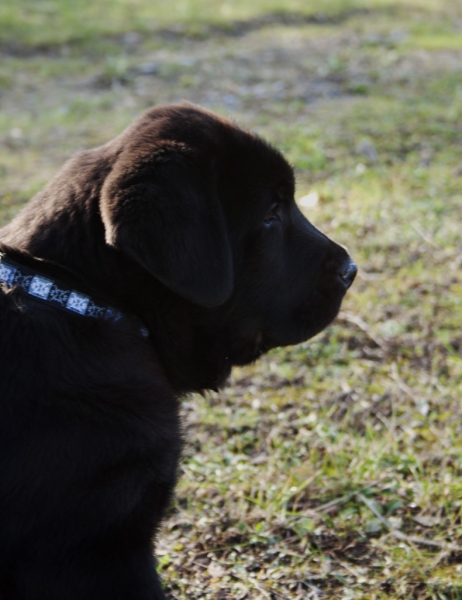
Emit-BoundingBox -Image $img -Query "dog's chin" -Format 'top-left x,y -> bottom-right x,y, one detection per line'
200,363 -> 232,392
292,298 -> 344,343
208,298 -> 345,385
228,317 -> 341,369
225,332 -> 269,367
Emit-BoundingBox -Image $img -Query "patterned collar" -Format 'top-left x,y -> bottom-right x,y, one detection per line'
0,252 -> 149,338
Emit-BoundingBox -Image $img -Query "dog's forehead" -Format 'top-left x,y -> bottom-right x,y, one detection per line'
218,131 -> 295,202
115,104 -> 295,216
128,103 -> 233,146
129,104 -> 293,179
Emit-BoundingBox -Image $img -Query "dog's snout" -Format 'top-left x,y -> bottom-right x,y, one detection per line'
338,258 -> 357,289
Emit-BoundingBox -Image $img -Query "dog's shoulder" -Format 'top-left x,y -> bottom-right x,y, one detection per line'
0,280 -> 176,418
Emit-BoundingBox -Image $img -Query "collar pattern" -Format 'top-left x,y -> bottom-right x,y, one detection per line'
0,253 -> 148,338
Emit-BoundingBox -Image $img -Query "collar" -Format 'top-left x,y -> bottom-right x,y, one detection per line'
0,252 -> 149,338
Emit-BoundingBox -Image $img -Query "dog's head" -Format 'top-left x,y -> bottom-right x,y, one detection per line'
98,103 -> 356,387
4,102 -> 355,391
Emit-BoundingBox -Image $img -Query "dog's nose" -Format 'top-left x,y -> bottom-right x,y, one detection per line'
338,258 -> 357,289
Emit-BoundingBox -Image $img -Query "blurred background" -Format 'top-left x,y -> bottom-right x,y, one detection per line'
1,1 -> 462,598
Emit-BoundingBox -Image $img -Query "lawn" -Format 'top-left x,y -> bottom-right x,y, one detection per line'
1,0 -> 462,598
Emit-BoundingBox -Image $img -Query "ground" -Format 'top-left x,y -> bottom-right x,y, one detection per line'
1,1 -> 462,598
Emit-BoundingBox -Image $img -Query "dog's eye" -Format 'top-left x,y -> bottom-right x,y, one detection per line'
264,203 -> 281,225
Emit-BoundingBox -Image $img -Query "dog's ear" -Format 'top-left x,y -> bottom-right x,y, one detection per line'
100,149 -> 233,307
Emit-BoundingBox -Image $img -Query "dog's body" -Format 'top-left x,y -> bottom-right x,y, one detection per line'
0,103 -> 355,599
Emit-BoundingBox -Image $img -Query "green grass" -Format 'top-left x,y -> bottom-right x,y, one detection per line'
0,0 -> 459,47
2,0 -> 358,46
1,0 -> 462,598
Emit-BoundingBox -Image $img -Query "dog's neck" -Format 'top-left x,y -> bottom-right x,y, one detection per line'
0,184 -> 232,395
0,150 -> 142,306
0,250 -> 149,339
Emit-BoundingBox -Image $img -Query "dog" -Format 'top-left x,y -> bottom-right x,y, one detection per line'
0,102 -> 356,599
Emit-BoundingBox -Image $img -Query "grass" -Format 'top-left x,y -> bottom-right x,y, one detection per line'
1,0 -> 457,48
1,0 -> 462,598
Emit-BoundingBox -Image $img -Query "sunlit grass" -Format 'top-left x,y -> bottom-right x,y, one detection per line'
1,0 -> 460,47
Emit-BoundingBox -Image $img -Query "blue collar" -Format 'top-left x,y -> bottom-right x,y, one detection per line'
0,252 -> 149,338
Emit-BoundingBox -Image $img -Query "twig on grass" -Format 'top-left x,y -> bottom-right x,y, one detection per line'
357,492 -> 395,531
337,311 -> 387,349
317,479 -> 387,513
432,550 -> 450,567
389,362 -> 424,404
411,221 -> 439,248
357,492 -> 461,553
334,559 -> 363,579
305,581 -> 323,598
391,532 -> 459,552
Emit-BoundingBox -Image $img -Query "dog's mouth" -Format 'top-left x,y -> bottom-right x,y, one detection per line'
213,282 -> 349,372
295,287 -> 347,339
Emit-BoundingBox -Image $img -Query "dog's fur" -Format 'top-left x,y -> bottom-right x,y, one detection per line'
0,103 -> 355,599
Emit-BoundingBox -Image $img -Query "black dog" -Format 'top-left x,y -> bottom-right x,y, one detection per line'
0,103 -> 356,599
